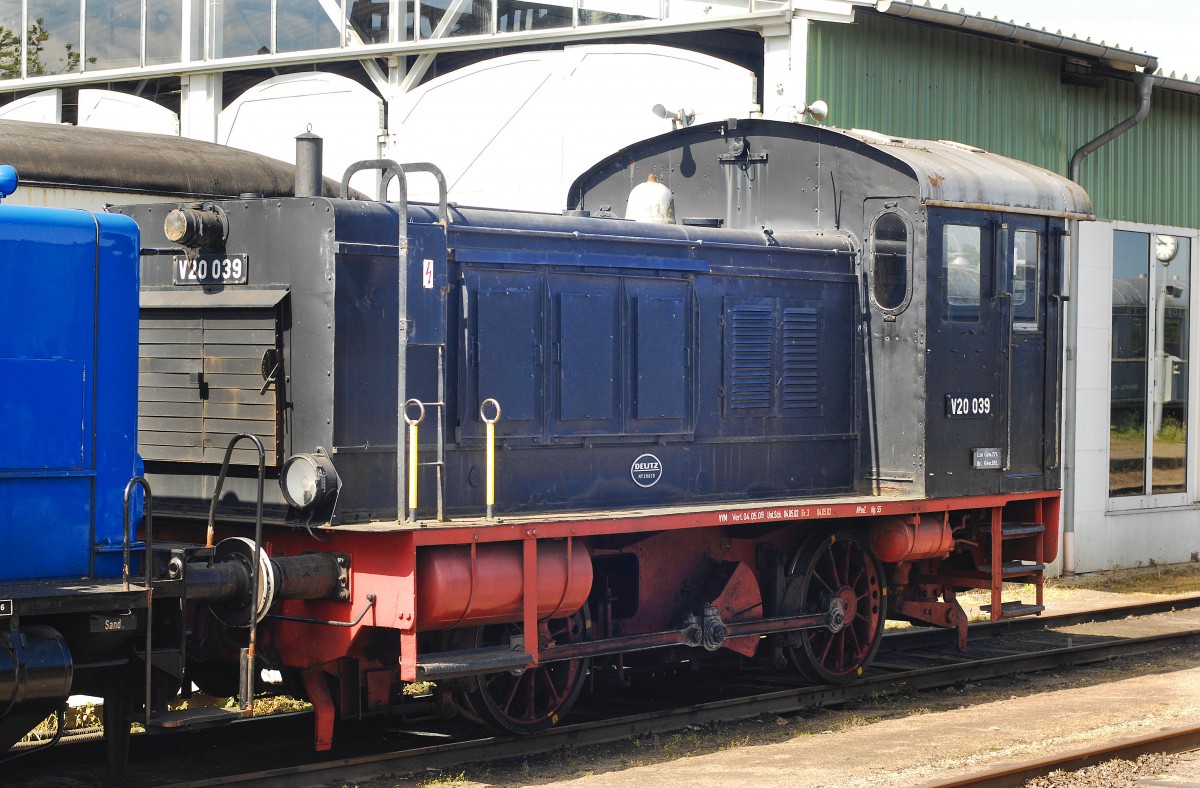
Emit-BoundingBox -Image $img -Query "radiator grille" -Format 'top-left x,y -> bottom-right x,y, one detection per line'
727,304 -> 773,410
138,308 -> 280,466
781,308 -> 819,410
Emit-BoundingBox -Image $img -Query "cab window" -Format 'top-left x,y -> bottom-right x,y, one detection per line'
870,212 -> 909,312
944,224 -> 981,322
1012,230 -> 1040,331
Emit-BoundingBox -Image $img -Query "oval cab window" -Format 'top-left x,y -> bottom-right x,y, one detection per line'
870,212 -> 910,313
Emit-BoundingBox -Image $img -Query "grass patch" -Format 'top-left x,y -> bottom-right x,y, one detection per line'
1050,561 -> 1200,595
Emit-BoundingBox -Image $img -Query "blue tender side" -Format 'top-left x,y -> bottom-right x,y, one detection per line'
0,200 -> 140,581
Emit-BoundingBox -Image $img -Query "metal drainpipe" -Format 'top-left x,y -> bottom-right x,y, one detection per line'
1062,70 -> 1155,575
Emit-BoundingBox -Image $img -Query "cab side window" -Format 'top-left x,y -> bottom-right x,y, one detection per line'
1012,229 -> 1041,331
870,212 -> 910,313
943,224 -> 981,322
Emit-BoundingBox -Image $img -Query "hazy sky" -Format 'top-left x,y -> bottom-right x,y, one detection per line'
954,0 -> 1200,79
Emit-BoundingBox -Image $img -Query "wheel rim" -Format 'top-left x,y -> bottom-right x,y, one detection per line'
785,530 -> 886,683
467,609 -> 590,734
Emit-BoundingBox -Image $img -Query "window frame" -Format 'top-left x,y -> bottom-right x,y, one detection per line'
1106,220 -> 1200,512
866,208 -> 913,317
941,222 -> 983,323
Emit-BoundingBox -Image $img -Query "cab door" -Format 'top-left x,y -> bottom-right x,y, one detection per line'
1001,214 -> 1059,492
925,210 -> 1004,497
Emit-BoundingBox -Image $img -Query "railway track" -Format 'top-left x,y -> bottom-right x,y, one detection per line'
921,723 -> 1200,787
13,596 -> 1200,787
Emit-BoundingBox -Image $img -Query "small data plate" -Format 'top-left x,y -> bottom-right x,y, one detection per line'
91,613 -> 137,633
973,447 -> 1002,469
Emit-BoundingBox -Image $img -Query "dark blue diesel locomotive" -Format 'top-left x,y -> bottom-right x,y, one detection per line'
120,121 -> 1088,524
100,120 -> 1090,746
0,118 -> 1092,762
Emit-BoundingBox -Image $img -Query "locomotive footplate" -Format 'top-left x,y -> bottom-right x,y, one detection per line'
0,580 -> 154,617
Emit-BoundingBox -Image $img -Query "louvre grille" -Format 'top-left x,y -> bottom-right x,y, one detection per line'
138,308 -> 280,466
728,304 -> 773,410
781,308 -> 819,410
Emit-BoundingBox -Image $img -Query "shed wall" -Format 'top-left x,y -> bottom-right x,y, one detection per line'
807,12 -> 1200,228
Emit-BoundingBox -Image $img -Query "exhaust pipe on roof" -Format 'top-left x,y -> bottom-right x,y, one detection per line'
295,130 -> 323,198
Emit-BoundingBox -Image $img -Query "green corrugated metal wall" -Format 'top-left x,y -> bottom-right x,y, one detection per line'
807,12 -> 1200,228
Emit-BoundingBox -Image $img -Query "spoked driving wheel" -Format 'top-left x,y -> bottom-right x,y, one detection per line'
463,608 -> 590,734
784,529 -> 886,684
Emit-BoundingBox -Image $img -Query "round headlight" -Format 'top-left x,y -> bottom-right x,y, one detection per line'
280,452 -> 339,509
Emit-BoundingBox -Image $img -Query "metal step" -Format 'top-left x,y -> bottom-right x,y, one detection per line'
977,562 -> 1045,577
980,601 -> 1046,618
980,522 -> 1046,538
146,706 -> 242,730
417,645 -> 533,680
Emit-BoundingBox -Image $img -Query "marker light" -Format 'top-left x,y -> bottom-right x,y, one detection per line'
280,452 -> 339,509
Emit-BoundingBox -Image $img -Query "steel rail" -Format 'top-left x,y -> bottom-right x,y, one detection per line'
161,604 -> 1200,787
880,593 -> 1200,653
919,723 -> 1200,788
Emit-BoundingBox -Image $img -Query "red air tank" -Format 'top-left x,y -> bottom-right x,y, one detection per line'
868,515 -> 954,563
415,540 -> 592,631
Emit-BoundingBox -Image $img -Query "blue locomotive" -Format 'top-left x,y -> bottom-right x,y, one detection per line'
0,117 -> 1092,763
0,165 -> 145,754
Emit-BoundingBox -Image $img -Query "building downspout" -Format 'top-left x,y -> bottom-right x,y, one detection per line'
1062,71 -> 1155,575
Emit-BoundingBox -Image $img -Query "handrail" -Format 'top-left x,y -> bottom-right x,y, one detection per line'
388,162 -> 450,226
339,158 -> 450,227
208,433 -> 266,716
122,476 -> 155,727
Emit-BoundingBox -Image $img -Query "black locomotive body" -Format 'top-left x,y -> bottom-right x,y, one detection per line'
0,119 -> 1090,762
121,120 -> 1086,526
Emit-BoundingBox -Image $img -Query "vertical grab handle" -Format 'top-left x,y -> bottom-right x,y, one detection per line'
208,433 -> 266,716
480,399 -> 501,521
403,399 -> 426,522
122,476 -> 155,728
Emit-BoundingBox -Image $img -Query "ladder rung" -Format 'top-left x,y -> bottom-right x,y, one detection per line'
146,706 -> 242,730
980,601 -> 1045,618
980,522 -> 1045,538
978,562 -> 1045,577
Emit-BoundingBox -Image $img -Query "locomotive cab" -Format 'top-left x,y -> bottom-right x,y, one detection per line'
572,120 -> 1089,501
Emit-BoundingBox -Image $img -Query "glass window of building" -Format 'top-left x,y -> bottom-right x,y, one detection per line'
349,0 -> 396,43
145,0 -> 183,65
277,0 -> 340,52
1,0 -> 22,78
418,0 -> 491,38
943,224 -> 981,322
28,0 -> 83,75
497,0 -> 571,32
1109,230 -> 1191,499
579,0 -> 653,25
217,0 -> 271,57
85,0 -> 141,70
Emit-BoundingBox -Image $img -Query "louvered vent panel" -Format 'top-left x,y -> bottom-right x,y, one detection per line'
728,304 -> 773,410
138,308 -> 280,466
781,308 -> 819,410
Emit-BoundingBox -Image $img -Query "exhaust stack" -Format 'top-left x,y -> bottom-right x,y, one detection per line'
295,131 -> 323,198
